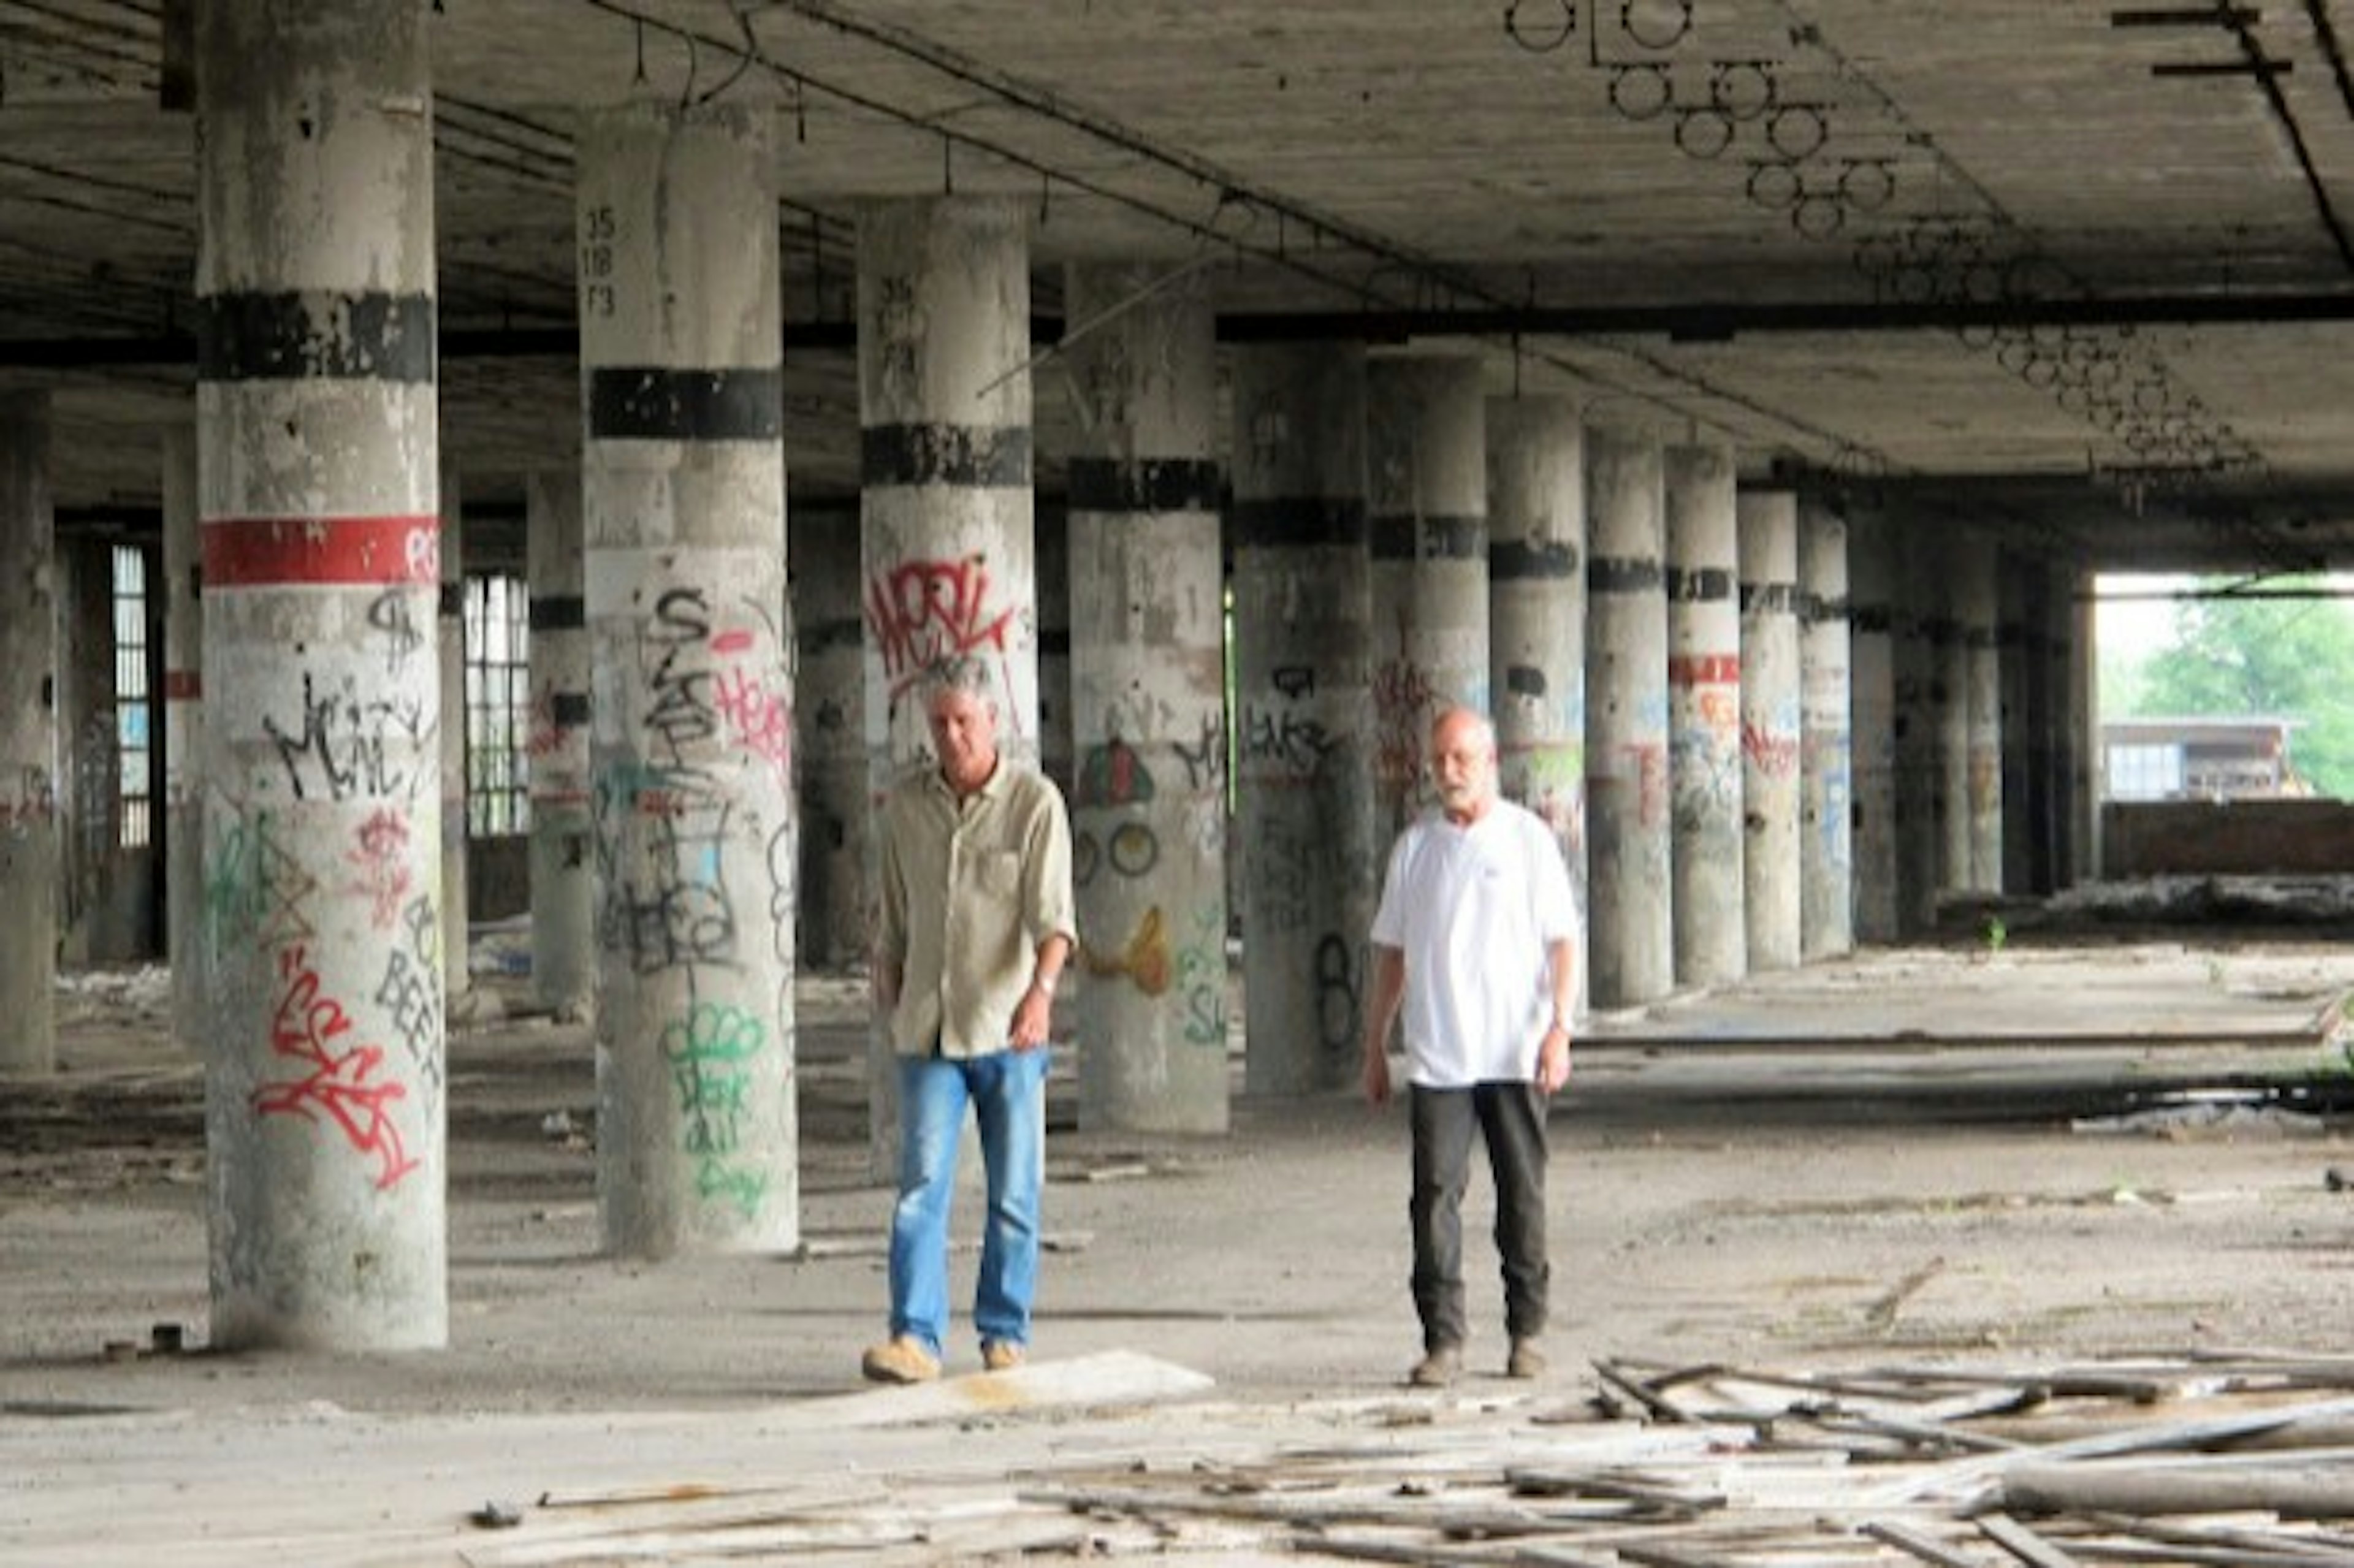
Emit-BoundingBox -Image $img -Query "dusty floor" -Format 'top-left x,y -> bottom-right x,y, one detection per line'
7,913 -> 2354,1564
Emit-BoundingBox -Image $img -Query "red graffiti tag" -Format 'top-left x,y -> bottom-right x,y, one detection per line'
711,663 -> 793,786
864,555 -> 1017,695
250,944 -> 418,1190
1742,722 -> 1800,778
346,809 -> 413,931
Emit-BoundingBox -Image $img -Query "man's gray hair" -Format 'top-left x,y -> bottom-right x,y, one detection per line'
918,654 -> 1000,712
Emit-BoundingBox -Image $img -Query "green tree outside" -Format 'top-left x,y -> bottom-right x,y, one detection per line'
2119,577 -> 2354,798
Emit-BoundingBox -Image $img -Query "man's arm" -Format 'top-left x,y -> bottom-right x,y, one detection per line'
872,801 -> 908,1019
1536,935 -> 1574,1094
1360,942 -> 1407,1105
1008,931 -> 1072,1052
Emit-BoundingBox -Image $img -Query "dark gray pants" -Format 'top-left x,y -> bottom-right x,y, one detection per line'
1408,1081 -> 1550,1352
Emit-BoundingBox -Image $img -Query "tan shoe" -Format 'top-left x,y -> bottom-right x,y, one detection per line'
1407,1344 -> 1461,1388
1506,1337 -> 1547,1379
981,1339 -> 1025,1373
860,1334 -> 940,1385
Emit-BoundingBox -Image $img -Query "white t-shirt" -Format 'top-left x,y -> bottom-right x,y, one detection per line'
1370,799 -> 1579,1089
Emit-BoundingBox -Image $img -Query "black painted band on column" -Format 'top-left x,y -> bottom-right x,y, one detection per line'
550,692 -> 591,727
439,582 -> 464,619
197,291 -> 436,383
1851,605 -> 1893,634
1920,615 -> 1961,645
1805,594 -> 1852,623
1231,497 -> 1368,550
1066,457 -> 1222,513
1588,555 -> 1664,593
1742,582 -> 1797,613
529,595 -> 587,631
588,367 -> 783,441
1667,566 -> 1736,602
1490,540 -> 1581,581
861,422 -> 1031,487
1370,514 -> 1485,561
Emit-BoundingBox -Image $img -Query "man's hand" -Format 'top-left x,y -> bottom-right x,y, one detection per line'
1010,978 -> 1054,1052
1536,1023 -> 1572,1095
1362,1040 -> 1393,1106
872,957 -> 900,1020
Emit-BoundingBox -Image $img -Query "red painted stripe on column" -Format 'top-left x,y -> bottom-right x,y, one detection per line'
202,516 -> 440,587
163,670 -> 202,701
1667,653 -> 1742,687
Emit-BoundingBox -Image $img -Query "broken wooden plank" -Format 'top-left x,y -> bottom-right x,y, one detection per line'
2003,1460 -> 2354,1520
1862,1517 -> 1996,1567
1975,1511 -> 2084,1568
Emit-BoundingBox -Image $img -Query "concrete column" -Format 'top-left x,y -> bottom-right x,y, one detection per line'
1584,427 -> 1672,1008
1891,525 -> 1941,935
162,422 -> 204,1045
1928,535 -> 1970,902
1798,495 -> 1853,960
525,470 -> 592,1020
581,102 -> 796,1257
2068,566 -> 2100,881
438,460 -> 468,1010
1367,356 -> 1490,839
1487,397 -> 1586,1017
1036,494 -> 1074,805
2046,560 -> 2082,889
1847,506 -> 1899,945
1960,535 -> 2003,894
1737,489 -> 1800,972
195,1 -> 445,1349
2000,555 -> 2039,896
789,503 -> 867,970
1231,343 -> 1375,1094
1664,443 -> 1743,988
857,196 -> 1035,1164
0,394 -> 57,1076
1064,262 -> 1228,1133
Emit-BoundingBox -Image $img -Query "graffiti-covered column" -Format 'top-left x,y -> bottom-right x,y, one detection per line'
196,1 -> 444,1348
1232,344 -> 1374,1094
0,393 -> 57,1076
438,460 -> 468,1011
162,422 -> 204,1044
1664,443 -> 1742,988
789,502 -> 867,969
1487,397 -> 1586,1016
1584,426 -> 1671,1008
1847,506 -> 1900,945
1960,535 -> 2003,894
525,470 -> 592,1019
1064,262 -> 1227,1133
1367,355 -> 1490,838
1798,495 -> 1853,959
580,102 -> 796,1258
858,197 -> 1035,1164
1737,489 -> 1799,972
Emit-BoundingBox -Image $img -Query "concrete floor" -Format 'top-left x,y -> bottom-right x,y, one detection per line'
6,924 -> 2354,1564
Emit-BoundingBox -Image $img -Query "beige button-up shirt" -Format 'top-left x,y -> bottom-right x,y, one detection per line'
877,758 -> 1077,1059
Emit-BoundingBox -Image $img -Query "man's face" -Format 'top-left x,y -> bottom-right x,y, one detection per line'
1430,717 -> 1498,821
926,686 -> 999,789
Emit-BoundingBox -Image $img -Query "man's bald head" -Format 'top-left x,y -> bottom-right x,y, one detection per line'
1428,707 -> 1500,824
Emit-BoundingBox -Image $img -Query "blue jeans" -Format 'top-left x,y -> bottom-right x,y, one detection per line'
888,1047 -> 1047,1356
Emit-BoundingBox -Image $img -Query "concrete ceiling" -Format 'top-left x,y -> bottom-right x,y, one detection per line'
8,0 -> 2354,571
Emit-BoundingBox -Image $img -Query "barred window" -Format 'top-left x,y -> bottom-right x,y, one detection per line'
465,573 -> 531,836
113,544 -> 151,849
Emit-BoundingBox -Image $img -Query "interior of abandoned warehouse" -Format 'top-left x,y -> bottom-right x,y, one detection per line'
12,4 -> 2354,1562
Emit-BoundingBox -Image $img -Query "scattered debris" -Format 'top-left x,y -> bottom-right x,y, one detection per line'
440,1352 -> 2354,1565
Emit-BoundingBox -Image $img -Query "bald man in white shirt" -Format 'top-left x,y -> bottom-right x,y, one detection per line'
1362,706 -> 1579,1389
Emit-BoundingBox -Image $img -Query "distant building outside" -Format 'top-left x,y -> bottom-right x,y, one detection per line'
2102,716 -> 2305,802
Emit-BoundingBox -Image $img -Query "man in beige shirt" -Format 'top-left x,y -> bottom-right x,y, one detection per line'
863,656 -> 1076,1384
